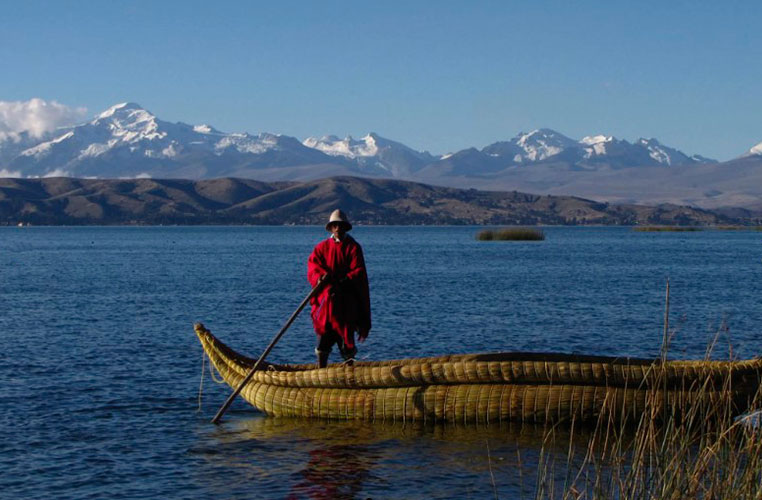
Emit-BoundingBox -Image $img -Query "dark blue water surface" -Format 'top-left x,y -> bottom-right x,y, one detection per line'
2,226 -> 761,499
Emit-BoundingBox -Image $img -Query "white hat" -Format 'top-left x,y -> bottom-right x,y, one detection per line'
325,209 -> 352,231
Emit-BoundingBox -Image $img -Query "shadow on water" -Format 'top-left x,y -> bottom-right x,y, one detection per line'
190,415 -> 602,499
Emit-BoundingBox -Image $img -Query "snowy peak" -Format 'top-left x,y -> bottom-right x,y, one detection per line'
192,124 -> 222,135
748,141 -> 762,156
635,138 -> 687,166
476,129 -> 714,170
516,128 -> 576,146
302,132 -> 435,176
580,135 -> 616,158
303,134 -> 379,159
215,132 -> 298,155
19,101 -> 289,162
7,102 -> 331,178
90,102 -> 165,143
578,135 -> 707,166
16,102 -> 172,164
480,128 -> 576,164
513,128 -> 577,162
303,132 -> 432,159
95,102 -> 146,120
580,135 -> 614,145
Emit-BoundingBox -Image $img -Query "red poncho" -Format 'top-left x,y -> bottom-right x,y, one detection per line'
307,235 -> 371,348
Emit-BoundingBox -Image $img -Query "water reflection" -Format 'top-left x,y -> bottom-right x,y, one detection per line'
193,416 -> 601,499
286,443 -> 375,500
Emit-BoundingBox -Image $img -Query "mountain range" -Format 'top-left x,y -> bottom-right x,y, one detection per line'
0,176 -> 740,226
1,102 -> 761,210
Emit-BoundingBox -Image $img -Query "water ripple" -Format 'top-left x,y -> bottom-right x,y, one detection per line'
2,226 -> 761,498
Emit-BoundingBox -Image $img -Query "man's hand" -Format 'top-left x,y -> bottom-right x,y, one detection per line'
322,273 -> 348,285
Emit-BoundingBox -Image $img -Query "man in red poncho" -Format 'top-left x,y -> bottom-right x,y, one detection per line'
307,209 -> 371,368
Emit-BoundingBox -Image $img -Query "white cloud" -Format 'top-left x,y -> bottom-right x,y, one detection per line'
42,168 -> 71,178
0,168 -> 22,177
0,98 -> 86,142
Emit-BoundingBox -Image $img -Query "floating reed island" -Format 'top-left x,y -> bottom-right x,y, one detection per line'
634,225 -> 762,232
632,226 -> 703,232
195,323 -> 761,425
712,225 -> 762,231
476,227 -> 545,241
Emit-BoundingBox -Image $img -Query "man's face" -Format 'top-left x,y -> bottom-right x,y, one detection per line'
330,222 -> 346,239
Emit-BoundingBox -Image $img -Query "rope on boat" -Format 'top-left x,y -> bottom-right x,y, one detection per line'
197,350 -> 205,413
208,354 -> 226,384
197,349 -> 227,413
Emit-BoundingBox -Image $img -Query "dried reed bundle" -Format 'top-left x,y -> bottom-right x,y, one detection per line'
195,324 -> 761,425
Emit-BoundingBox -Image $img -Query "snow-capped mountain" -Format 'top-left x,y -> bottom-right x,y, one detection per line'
449,128 -> 716,173
8,102 -> 336,178
483,128 -> 579,163
635,138 -> 703,166
577,135 -> 713,167
1,103 -> 727,180
575,135 -> 659,168
303,132 -> 436,176
0,129 -> 56,168
5,102 -> 762,209
303,134 -> 379,158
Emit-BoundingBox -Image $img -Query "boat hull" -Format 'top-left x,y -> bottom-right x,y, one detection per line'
195,324 -> 761,424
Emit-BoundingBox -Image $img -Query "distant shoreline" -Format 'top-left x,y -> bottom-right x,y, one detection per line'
6,223 -> 762,229
2,176 -> 757,227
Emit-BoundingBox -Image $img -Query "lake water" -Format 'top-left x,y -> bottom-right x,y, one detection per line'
2,226 -> 761,499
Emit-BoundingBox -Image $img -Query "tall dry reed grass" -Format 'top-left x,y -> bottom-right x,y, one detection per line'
526,338 -> 762,500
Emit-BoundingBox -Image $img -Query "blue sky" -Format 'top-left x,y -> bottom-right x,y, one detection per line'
1,0 -> 760,159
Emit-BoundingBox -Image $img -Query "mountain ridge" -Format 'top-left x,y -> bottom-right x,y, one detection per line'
0,176 -> 748,226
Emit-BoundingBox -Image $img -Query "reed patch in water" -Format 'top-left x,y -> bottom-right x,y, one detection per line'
713,225 -> 762,231
476,228 -> 545,241
632,226 -> 704,232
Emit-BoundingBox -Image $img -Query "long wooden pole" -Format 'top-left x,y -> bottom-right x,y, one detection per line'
211,278 -> 326,424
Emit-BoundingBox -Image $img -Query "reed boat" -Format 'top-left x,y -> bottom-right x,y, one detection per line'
195,323 -> 762,424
